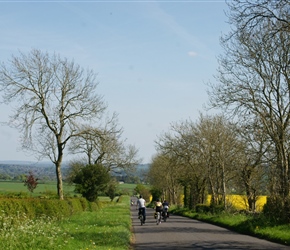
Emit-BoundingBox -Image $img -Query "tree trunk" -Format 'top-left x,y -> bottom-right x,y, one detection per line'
56,161 -> 64,200
221,162 -> 226,209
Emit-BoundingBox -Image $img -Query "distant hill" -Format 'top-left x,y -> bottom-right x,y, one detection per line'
0,161 -> 150,182
0,161 -> 70,181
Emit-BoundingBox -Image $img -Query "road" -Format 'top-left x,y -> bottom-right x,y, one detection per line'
130,199 -> 289,250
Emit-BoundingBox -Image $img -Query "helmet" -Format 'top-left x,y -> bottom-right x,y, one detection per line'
139,195 -> 142,198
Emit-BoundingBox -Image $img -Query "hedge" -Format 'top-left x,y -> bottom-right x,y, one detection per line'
0,197 -> 99,219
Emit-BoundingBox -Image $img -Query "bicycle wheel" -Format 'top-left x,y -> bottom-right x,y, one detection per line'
156,212 -> 161,225
163,212 -> 167,222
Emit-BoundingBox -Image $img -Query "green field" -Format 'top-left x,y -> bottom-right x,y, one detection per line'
0,181 -> 138,198
0,181 -> 75,197
117,182 -> 137,195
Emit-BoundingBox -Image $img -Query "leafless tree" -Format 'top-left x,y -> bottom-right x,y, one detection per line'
155,117 -> 215,209
0,49 -> 107,200
149,153 -> 183,205
155,114 -> 246,210
195,114 -> 242,209
208,1 -> 290,203
68,115 -> 140,174
234,118 -> 270,211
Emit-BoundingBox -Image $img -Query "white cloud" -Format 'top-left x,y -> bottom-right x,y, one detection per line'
188,51 -> 197,57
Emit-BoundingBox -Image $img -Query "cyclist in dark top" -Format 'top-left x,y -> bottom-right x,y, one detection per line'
162,200 -> 170,218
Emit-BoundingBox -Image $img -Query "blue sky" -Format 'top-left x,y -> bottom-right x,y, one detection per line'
0,0 -> 229,164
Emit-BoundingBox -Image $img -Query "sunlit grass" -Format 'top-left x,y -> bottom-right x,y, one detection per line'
253,224 -> 290,246
171,207 -> 290,246
0,196 -> 132,250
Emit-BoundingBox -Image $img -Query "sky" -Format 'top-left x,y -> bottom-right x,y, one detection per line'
0,0 -> 230,164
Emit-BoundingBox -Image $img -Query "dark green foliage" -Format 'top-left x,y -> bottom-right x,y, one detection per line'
106,179 -> 118,201
150,186 -> 162,202
263,196 -> 290,223
209,204 -> 225,214
73,164 -> 110,202
196,204 -> 211,213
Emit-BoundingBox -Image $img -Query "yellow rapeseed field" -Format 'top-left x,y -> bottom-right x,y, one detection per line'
206,195 -> 267,211
179,194 -> 267,211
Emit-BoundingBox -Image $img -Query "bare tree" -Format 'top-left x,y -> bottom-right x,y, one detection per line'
194,114 -> 243,209
149,153 -> 183,205
208,1 -> 290,204
155,114 -> 246,210
155,118 -> 209,209
226,0 -> 290,40
0,49 -> 107,200
234,119 -> 270,211
68,115 -> 140,174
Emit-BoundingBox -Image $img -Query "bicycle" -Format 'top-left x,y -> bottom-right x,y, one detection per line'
138,208 -> 145,226
139,213 -> 145,225
162,210 -> 167,222
156,211 -> 162,225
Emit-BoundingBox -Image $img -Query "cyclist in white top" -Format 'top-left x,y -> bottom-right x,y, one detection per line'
136,195 -> 146,223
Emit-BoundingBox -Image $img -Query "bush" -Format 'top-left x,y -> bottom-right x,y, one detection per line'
263,196 -> 290,223
73,164 -> 110,202
0,197 -> 98,219
196,204 -> 210,213
209,204 -> 225,214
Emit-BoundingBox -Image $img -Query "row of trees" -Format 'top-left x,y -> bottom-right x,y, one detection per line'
149,0 -> 290,222
149,114 -> 267,211
0,49 -> 140,200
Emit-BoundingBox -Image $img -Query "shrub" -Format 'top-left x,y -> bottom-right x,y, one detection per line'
73,164 -> 110,202
24,171 -> 39,193
263,196 -> 290,223
0,197 -> 98,219
196,204 -> 210,213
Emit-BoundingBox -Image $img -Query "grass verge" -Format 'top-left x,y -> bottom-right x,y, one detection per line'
171,206 -> 290,247
0,196 -> 132,250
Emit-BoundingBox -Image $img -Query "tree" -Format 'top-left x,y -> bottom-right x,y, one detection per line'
73,164 -> 110,202
234,120 -> 269,212
196,115 -> 242,209
134,183 -> 151,202
105,178 -> 118,201
208,0 -> 290,219
155,118 -> 208,209
149,153 -> 183,205
0,49 -> 106,200
153,114 -> 248,210
24,171 -> 39,193
68,118 -> 140,174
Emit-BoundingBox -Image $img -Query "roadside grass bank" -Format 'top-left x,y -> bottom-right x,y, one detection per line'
0,195 -> 132,250
171,206 -> 290,247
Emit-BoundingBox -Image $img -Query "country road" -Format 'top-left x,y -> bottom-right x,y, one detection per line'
130,198 -> 289,250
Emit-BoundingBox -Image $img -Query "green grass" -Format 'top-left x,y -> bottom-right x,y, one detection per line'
117,183 -> 137,196
171,207 -> 290,246
0,180 -> 75,197
0,195 -> 132,250
0,181 -> 138,198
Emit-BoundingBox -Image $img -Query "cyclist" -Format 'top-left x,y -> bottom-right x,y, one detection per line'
154,199 -> 163,224
136,195 -> 146,223
162,200 -> 170,218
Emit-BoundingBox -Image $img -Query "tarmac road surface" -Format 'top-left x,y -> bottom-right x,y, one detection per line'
131,198 -> 289,250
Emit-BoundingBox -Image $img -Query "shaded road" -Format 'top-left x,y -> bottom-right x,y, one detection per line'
130,198 -> 289,250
